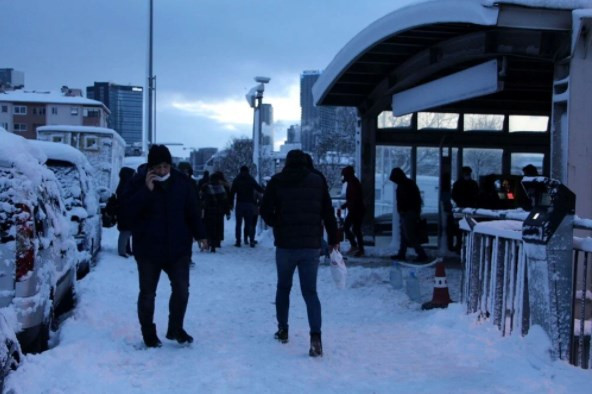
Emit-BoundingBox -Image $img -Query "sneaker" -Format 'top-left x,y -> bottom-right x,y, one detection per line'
274,328 -> 289,344
234,242 -> 241,247
166,328 -> 194,344
309,333 -> 323,357
390,253 -> 406,261
141,324 -> 162,348
250,242 -> 256,248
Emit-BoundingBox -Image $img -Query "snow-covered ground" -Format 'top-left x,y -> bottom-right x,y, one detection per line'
5,218 -> 591,393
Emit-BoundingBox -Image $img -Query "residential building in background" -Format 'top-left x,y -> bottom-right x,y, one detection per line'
0,68 -> 25,90
0,88 -> 109,139
86,82 -> 143,146
190,147 -> 218,175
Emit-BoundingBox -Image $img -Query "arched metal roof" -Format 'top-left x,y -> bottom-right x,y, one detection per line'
313,0 -> 577,116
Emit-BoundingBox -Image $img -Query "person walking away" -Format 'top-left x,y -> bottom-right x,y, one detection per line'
260,149 -> 339,357
389,167 -> 429,263
340,166 -> 365,257
201,171 -> 230,252
115,167 -> 136,257
450,166 -> 479,251
121,145 -> 207,348
230,165 -> 264,247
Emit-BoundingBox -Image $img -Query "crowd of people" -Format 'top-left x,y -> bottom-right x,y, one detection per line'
103,143 -> 540,355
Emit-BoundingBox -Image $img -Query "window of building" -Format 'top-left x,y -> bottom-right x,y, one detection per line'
1,105 -> 7,113
84,108 -> 100,118
464,114 -> 504,131
51,107 -> 58,115
13,123 -> 27,132
83,135 -> 99,150
1,122 -> 8,130
377,111 -> 412,129
13,106 -> 27,115
51,135 -> 64,143
509,115 -> 548,132
511,153 -> 544,175
71,107 -> 79,116
418,112 -> 458,130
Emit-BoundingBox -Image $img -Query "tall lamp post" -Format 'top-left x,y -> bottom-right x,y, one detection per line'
246,76 -> 270,184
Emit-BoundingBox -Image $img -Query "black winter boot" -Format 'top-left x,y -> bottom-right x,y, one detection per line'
274,328 -> 289,344
309,332 -> 323,357
166,328 -> 194,344
141,324 -> 162,348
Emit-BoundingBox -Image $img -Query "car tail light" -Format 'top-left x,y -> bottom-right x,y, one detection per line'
15,203 -> 34,281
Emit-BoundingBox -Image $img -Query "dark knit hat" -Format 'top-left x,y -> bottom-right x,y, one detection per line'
148,144 -> 172,167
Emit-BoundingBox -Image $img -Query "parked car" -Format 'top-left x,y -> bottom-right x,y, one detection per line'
0,312 -> 21,392
0,129 -> 77,353
30,140 -> 102,278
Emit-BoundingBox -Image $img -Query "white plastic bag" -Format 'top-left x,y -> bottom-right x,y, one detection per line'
330,249 -> 347,289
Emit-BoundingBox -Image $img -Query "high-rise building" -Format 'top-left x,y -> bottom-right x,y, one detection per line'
300,70 -> 337,152
0,68 -> 24,90
190,147 -> 218,175
286,124 -> 301,143
86,82 -> 143,146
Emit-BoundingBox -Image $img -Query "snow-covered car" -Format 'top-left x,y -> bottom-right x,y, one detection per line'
29,140 -> 102,278
0,312 -> 21,392
0,129 -> 77,353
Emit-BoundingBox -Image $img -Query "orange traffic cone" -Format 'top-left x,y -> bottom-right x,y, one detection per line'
421,262 -> 452,310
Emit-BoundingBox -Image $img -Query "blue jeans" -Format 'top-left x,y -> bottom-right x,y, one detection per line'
275,248 -> 321,334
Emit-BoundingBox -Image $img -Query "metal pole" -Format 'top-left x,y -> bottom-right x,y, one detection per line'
147,0 -> 154,148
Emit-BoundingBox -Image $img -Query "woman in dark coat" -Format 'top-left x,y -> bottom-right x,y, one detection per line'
201,171 -> 230,252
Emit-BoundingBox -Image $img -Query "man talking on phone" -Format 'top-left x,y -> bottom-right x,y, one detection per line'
121,144 -> 208,348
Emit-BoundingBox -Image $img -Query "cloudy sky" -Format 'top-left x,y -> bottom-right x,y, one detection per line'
1,0 -> 417,154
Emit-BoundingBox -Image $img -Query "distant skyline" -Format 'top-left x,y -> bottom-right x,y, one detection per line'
0,0 -> 416,156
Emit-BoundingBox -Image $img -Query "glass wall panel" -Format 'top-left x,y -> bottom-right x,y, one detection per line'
377,111 -> 412,129
462,148 -> 503,181
509,115 -> 548,132
418,112 -> 458,130
375,146 -> 411,218
464,114 -> 504,131
511,153 -> 544,175
417,147 -> 440,215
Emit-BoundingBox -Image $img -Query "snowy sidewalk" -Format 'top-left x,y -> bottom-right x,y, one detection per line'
5,224 -> 590,393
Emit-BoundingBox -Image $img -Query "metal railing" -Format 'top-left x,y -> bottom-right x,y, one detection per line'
457,208 -> 592,369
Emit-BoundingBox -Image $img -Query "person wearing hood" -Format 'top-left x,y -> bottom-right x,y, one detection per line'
389,167 -> 429,263
340,166 -> 365,257
260,149 -> 339,358
230,165 -> 264,247
121,144 -> 207,348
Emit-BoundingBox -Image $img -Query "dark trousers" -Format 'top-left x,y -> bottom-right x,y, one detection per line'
136,256 -> 190,333
398,211 -> 427,258
275,248 -> 321,334
344,213 -> 364,251
235,202 -> 256,244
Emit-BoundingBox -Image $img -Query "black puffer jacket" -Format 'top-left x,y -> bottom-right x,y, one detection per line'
120,167 -> 206,263
230,172 -> 264,205
390,168 -> 422,214
260,166 -> 338,249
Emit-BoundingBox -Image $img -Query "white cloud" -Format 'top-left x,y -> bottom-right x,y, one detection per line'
162,80 -> 301,130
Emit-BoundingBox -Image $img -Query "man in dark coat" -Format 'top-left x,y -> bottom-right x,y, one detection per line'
451,166 -> 479,208
389,167 -> 429,263
260,149 -> 338,358
230,165 -> 264,247
121,145 -> 207,348
341,166 -> 365,257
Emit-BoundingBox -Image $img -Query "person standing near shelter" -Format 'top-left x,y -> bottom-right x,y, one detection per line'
121,145 -> 207,348
260,149 -> 338,357
340,166 -> 365,257
389,167 -> 429,263
451,166 -> 479,208
230,165 -> 264,247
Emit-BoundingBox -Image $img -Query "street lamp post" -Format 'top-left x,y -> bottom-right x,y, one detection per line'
246,76 -> 270,184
